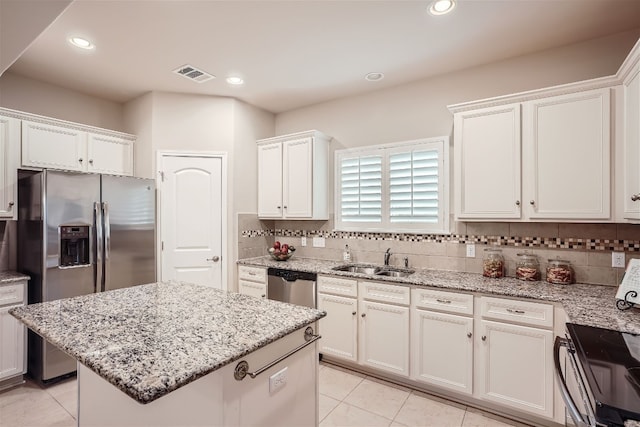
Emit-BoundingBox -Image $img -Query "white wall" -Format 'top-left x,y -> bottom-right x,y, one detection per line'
123,92 -> 154,179
0,71 -> 124,130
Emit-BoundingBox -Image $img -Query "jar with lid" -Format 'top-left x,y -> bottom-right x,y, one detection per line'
546,259 -> 574,284
483,248 -> 505,278
516,253 -> 540,281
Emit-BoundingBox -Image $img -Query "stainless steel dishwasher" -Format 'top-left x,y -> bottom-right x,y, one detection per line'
267,268 -> 317,308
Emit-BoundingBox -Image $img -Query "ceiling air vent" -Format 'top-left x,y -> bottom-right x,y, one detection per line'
173,65 -> 215,83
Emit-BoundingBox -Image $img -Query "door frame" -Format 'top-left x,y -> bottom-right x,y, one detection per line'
156,150 -> 228,289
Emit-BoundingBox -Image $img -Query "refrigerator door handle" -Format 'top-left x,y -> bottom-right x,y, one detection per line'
103,202 -> 111,292
94,202 -> 104,293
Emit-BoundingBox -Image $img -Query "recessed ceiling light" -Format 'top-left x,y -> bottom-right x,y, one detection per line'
69,36 -> 95,50
428,0 -> 455,15
226,76 -> 244,85
365,72 -> 384,82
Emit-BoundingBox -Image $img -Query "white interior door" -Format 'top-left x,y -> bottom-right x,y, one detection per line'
160,154 -> 225,289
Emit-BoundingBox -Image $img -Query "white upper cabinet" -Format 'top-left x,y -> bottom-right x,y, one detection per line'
22,121 -> 87,172
523,89 -> 610,220
21,118 -> 134,176
0,115 -> 20,219
452,87 -> 612,222
622,40 -> 640,220
454,104 -> 522,219
257,130 -> 330,220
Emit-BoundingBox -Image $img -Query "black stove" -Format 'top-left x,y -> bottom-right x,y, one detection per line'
566,323 -> 640,425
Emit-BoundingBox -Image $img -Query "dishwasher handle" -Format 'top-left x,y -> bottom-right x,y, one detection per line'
554,336 -> 593,427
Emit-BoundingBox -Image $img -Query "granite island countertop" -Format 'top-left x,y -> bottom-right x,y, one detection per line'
238,256 -> 640,335
9,281 -> 325,404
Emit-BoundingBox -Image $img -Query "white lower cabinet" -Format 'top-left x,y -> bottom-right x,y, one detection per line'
237,266 -> 267,299
0,280 -> 27,382
317,276 -> 358,362
358,281 -> 410,377
411,288 -> 474,394
476,297 -> 555,419
317,293 -> 358,361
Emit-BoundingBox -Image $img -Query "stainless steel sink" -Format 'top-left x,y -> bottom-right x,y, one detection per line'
332,265 -> 381,274
375,268 -> 415,278
332,264 -> 414,277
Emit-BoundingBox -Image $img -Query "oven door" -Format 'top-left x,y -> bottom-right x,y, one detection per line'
554,336 -> 598,427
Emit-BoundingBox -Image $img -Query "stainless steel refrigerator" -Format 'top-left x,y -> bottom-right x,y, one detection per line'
17,169 -> 156,383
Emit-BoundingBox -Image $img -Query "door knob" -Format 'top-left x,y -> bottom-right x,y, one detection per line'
206,256 -> 220,262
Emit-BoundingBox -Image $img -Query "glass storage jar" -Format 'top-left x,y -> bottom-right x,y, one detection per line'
516,253 -> 540,281
546,259 -> 574,285
483,248 -> 505,278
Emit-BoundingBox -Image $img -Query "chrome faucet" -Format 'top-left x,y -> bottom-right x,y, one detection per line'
384,248 -> 392,266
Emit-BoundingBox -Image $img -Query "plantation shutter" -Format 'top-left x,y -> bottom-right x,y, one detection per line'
340,155 -> 382,222
389,149 -> 439,223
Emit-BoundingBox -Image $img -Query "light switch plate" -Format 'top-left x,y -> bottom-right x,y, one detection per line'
301,237 -> 307,247
466,244 -> 476,258
612,252 -> 625,268
312,237 -> 325,248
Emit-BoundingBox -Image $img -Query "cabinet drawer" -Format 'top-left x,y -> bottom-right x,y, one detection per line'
317,276 -> 357,297
412,288 -> 473,315
480,296 -> 553,328
238,280 -> 267,299
238,266 -> 267,283
359,281 -> 410,306
0,282 -> 24,306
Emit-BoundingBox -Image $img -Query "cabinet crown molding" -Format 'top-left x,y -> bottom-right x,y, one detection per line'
256,130 -> 331,145
0,107 -> 135,141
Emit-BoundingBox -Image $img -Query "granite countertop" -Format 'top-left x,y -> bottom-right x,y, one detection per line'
238,256 -> 640,335
10,281 -> 325,404
0,271 -> 30,283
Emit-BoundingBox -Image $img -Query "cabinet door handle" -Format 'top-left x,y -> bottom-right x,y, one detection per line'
529,200 -> 535,205
632,194 -> 640,202
79,158 -> 83,163
467,332 -> 472,338
506,308 -> 525,314
284,205 -> 287,209
436,299 -> 452,304
276,206 -> 281,209
89,159 -> 94,165
481,335 -> 487,341
352,311 -> 356,315
8,201 -> 14,208
515,200 -> 520,206
361,313 -> 366,318
261,294 -> 266,298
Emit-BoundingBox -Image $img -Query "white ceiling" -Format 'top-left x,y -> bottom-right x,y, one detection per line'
6,0 -> 640,113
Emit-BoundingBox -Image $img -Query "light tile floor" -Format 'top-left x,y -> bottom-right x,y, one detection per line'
0,363 -> 531,427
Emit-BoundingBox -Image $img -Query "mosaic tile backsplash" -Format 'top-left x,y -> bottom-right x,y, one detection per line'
237,214 -> 640,287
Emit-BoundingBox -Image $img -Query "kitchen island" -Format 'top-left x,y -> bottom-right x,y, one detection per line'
10,281 -> 326,426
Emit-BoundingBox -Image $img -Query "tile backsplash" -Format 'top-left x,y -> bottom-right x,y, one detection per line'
238,213 -> 640,286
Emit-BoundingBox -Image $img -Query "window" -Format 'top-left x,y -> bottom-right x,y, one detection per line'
335,137 -> 449,233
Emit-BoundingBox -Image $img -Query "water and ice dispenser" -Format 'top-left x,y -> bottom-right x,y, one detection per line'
59,225 -> 90,267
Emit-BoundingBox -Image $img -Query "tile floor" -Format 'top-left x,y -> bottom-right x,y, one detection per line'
0,363 -> 530,427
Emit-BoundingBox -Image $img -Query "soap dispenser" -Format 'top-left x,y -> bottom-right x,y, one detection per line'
343,244 -> 351,262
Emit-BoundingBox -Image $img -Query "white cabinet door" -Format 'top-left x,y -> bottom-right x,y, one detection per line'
624,64 -> 640,219
359,300 -> 409,377
477,320 -> 554,419
283,137 -> 313,218
523,89 -> 611,220
87,134 -> 133,176
317,293 -> 358,362
257,142 -> 283,218
22,121 -> 86,171
0,305 -> 25,380
454,104 -> 521,219
411,309 -> 473,394
238,280 -> 266,299
0,115 -> 20,219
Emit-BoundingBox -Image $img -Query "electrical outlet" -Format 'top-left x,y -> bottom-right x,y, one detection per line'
269,367 -> 287,393
612,252 -> 626,268
312,237 -> 325,248
301,237 -> 307,247
466,244 -> 476,258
